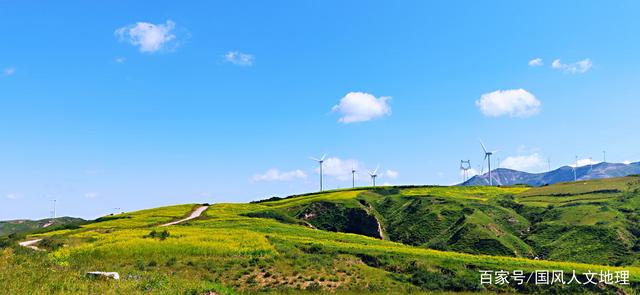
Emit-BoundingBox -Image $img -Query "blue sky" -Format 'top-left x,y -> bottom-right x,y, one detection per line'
2,1 -> 640,220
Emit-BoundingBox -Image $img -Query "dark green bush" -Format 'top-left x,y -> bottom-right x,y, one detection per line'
39,236 -> 64,251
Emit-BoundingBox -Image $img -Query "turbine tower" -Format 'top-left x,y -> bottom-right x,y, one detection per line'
309,154 -> 326,191
351,165 -> 357,188
574,155 -> 578,181
480,141 -> 497,186
368,165 -> 379,187
51,199 -> 57,219
460,160 -> 471,182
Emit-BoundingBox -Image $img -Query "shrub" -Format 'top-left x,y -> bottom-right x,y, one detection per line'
165,257 -> 177,267
145,230 -> 158,238
144,230 -> 170,240
410,270 -> 444,290
136,259 -> 146,271
159,230 -> 170,240
39,236 -> 64,251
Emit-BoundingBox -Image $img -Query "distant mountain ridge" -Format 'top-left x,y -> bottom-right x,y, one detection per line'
0,217 -> 85,236
461,161 -> 640,186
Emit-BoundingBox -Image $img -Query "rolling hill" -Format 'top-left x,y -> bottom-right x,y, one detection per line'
462,161 -> 640,186
2,177 -> 640,294
0,217 -> 86,236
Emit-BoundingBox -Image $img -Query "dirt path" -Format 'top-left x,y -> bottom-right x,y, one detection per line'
18,205 -> 209,249
160,205 -> 209,227
19,239 -> 42,250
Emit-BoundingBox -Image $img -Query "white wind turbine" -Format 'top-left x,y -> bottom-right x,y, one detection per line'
351,165 -> 357,188
51,199 -> 57,219
309,154 -> 326,191
480,141 -> 498,186
368,165 -> 379,187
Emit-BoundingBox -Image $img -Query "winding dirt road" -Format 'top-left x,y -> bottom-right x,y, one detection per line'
18,205 -> 209,250
18,239 -> 42,250
160,205 -> 209,227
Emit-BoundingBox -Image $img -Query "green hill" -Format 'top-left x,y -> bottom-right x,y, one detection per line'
2,177 -> 640,294
0,216 -> 86,236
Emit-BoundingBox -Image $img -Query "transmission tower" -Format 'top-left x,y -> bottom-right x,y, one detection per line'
460,160 -> 472,182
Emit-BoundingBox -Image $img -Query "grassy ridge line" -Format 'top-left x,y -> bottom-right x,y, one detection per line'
195,204 -> 640,280
400,186 -> 530,201
27,204 -> 200,239
10,179 -> 640,293
517,177 -> 636,197
251,220 -> 640,279
253,184 -> 530,204
49,198 -> 630,278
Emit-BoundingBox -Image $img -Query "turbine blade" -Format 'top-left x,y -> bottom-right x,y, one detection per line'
479,140 -> 488,154
309,156 -> 319,161
373,165 -> 379,175
320,154 -> 326,161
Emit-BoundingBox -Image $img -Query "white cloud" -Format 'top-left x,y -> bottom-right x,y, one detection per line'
528,58 -> 543,67
6,193 -> 22,200
115,57 -> 126,63
321,157 -> 360,181
551,58 -> 592,74
460,168 -> 479,178
500,153 -> 545,171
516,145 -> 540,154
624,160 -> 632,165
252,168 -> 307,182
84,192 -> 99,199
385,169 -> 399,179
115,20 -> 177,53
224,51 -> 254,66
332,92 -> 391,123
476,89 -> 541,118
569,158 -> 601,168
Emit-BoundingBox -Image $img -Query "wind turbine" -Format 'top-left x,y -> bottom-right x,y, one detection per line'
480,141 -> 497,186
574,155 -> 578,181
368,165 -> 379,187
351,165 -> 357,188
309,154 -> 326,191
51,199 -> 57,219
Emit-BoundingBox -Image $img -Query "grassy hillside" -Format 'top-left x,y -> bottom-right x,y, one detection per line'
512,176 -> 640,265
2,178 -> 640,294
0,216 -> 86,236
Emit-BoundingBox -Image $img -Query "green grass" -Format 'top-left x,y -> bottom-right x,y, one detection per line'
4,178 -> 640,293
0,217 -> 86,236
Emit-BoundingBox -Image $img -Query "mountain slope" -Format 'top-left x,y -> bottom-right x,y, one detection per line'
462,162 -> 640,186
3,178 -> 640,293
0,217 -> 85,236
